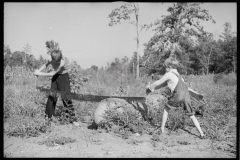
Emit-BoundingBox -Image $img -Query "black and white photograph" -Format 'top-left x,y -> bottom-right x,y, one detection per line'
4,2 -> 237,158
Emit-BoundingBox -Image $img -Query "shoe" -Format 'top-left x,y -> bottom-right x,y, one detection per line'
199,135 -> 206,139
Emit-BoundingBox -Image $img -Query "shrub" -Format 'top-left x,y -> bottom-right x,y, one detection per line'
4,63 -> 236,151
5,115 -> 50,138
213,72 -> 236,86
219,72 -> 237,86
166,107 -> 187,132
101,102 -> 152,139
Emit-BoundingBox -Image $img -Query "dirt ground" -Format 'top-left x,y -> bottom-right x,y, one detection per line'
4,120 -> 236,158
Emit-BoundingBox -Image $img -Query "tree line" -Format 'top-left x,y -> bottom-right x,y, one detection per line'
107,2 -> 236,76
4,3 -> 236,77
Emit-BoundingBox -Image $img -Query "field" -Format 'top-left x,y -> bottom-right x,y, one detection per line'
4,66 -> 237,158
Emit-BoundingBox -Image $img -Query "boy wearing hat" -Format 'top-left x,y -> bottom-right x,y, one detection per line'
146,57 -> 205,138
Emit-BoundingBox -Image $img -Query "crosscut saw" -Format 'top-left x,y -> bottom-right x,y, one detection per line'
36,86 -> 146,103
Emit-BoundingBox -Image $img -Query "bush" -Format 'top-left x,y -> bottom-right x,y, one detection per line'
185,74 -> 236,141
213,72 -> 236,86
219,72 -> 237,86
4,68 -> 49,137
101,102 -> 152,139
166,107 -> 187,131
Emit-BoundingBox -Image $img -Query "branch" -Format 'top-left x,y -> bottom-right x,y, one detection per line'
108,3 -> 135,27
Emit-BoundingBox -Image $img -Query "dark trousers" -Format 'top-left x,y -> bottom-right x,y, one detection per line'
45,73 -> 75,120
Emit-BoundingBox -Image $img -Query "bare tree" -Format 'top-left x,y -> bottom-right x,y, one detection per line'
108,3 -> 140,79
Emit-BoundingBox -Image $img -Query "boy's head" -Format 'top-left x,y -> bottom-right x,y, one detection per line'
45,40 -> 62,62
51,50 -> 62,63
163,57 -> 179,71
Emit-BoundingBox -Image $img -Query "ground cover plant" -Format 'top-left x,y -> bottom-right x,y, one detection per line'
4,64 -> 236,155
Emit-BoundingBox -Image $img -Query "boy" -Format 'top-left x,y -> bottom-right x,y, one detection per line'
34,40 -> 77,124
146,57 -> 205,138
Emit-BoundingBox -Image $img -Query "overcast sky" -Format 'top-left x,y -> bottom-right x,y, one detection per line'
4,2 -> 237,69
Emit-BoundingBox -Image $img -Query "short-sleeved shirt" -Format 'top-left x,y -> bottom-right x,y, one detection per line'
149,69 -> 184,93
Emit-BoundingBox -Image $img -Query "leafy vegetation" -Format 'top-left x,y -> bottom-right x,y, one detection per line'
4,2 -> 236,155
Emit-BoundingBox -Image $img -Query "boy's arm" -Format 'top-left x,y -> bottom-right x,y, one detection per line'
188,87 -> 203,95
38,60 -> 50,72
35,60 -> 65,77
146,73 -> 168,93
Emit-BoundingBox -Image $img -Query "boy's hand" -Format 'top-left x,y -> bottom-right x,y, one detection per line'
34,69 -> 40,76
146,82 -> 151,89
146,82 -> 153,95
146,88 -> 152,95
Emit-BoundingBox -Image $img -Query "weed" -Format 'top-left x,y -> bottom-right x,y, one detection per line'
3,63 -> 236,157
38,136 -> 76,147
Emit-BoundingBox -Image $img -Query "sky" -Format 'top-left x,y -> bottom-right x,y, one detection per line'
4,2 -> 237,69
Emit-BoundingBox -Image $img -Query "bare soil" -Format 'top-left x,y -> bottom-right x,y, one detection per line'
4,120 -> 235,158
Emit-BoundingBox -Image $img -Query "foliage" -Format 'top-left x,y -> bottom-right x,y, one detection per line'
141,2 -> 218,75
22,44 -> 32,63
4,83 -> 48,137
214,72 -> 237,86
68,60 -> 84,94
166,107 -> 187,131
3,3 -> 237,155
101,105 -> 151,139
108,3 -> 136,27
3,63 -> 236,157
91,65 -> 98,71
4,49 -> 45,70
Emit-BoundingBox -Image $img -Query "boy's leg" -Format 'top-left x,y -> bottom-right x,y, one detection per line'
58,73 -> 77,123
62,99 -> 77,122
184,99 -> 205,137
46,96 -> 58,119
161,95 -> 180,133
161,106 -> 169,133
45,75 -> 58,119
189,115 -> 205,137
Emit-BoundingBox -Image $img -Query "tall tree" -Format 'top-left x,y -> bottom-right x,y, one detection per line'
4,45 -> 12,68
195,33 -> 217,74
108,2 -> 140,79
22,44 -> 32,63
122,56 -> 129,74
220,22 -> 235,40
91,65 -> 98,71
4,45 -> 11,56
7,51 -> 25,67
219,22 -> 237,73
142,3 -> 216,74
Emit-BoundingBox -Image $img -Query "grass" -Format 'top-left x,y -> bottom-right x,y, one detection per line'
4,66 -> 237,154
38,136 -> 77,147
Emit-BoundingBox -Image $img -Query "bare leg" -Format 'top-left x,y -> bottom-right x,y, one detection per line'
161,108 -> 169,133
190,115 -> 205,136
